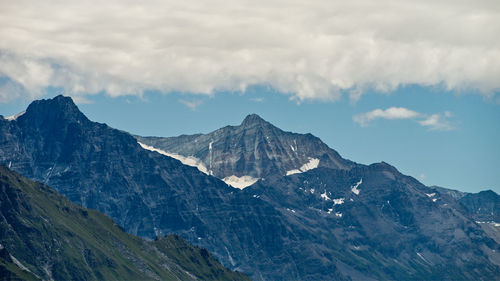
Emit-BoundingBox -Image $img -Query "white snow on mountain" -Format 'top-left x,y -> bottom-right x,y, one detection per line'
286,158 -> 320,176
351,178 -> 362,195
138,142 -> 209,174
4,111 -> 25,121
333,198 -> 344,205
222,175 -> 260,189
320,192 -> 331,201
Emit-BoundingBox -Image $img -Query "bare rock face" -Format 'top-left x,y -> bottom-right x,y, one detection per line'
1,95 -> 499,281
459,190 -> 500,222
136,113 -> 355,182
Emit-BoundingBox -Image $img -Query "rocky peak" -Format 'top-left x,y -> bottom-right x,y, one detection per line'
240,114 -> 272,128
137,113 -> 356,182
20,95 -> 88,126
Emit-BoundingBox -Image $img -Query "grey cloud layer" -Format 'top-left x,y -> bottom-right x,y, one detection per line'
0,0 -> 499,101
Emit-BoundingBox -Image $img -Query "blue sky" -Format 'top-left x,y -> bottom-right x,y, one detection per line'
1,86 -> 498,194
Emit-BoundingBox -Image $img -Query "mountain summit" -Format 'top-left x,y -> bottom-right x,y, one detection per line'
240,113 -> 271,127
137,113 -> 355,188
20,95 -> 88,125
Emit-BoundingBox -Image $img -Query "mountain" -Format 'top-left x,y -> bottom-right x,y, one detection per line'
1,96 -> 499,280
0,96 -> 310,280
0,95 -> 237,238
136,113 -> 355,188
459,190 -> 500,222
429,186 -> 500,243
0,166 -> 250,281
244,165 -> 500,280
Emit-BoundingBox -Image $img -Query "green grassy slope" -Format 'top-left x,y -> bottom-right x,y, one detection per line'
0,166 -> 250,281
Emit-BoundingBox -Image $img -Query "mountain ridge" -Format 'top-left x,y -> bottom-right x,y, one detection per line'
1,95 -> 499,280
136,113 -> 356,188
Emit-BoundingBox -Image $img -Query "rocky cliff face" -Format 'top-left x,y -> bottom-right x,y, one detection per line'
459,190 -> 500,222
136,113 -> 355,187
1,95 -> 499,280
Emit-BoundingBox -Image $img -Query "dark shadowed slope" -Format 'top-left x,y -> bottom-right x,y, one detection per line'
0,166 -> 250,281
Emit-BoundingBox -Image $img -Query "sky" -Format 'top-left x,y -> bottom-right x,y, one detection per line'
0,0 -> 499,193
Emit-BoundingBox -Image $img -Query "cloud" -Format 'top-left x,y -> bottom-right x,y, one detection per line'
354,107 -> 455,131
418,114 -> 454,131
353,107 -> 420,126
178,99 -> 203,110
0,0 -> 499,102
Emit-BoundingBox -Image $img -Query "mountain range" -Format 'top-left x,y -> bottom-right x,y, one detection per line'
1,95 -> 499,280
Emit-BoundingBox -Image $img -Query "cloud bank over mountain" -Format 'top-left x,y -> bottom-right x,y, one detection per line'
0,0 -> 499,102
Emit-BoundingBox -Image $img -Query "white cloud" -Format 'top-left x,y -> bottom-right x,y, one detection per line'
353,107 -> 420,126
354,107 -> 455,131
418,114 -> 454,131
178,99 -> 203,110
0,0 -> 499,102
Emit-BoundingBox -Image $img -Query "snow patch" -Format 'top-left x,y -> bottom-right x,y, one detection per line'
320,191 -> 331,201
333,198 -> 345,205
476,221 -> 500,227
335,212 -> 343,217
310,188 -> 315,194
417,252 -> 430,264
225,246 -> 236,266
425,193 -> 436,198
222,175 -> 259,189
286,158 -> 320,176
4,111 -> 25,121
432,198 -> 437,202
290,144 -> 296,152
351,178 -> 362,195
138,142 -> 209,174
286,169 -> 302,176
10,254 -> 31,272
